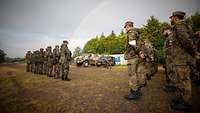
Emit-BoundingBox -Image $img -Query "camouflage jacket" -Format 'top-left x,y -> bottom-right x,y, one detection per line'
59,45 -> 71,64
26,52 -> 32,63
124,29 -> 140,60
172,20 -> 196,65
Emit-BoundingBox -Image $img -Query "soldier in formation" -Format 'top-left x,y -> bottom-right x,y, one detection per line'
59,41 -> 72,81
25,40 -> 72,81
25,51 -> 32,72
162,11 -> 200,111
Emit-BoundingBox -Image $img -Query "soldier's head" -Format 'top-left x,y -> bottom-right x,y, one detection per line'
63,40 -> 68,44
27,51 -> 31,53
162,25 -> 172,37
124,21 -> 134,33
47,46 -> 52,51
170,11 -> 186,25
40,48 -> 44,52
55,45 -> 59,49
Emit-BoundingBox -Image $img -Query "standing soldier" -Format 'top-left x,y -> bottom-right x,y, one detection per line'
25,51 -> 32,72
52,45 -> 60,78
34,50 -> 40,74
123,21 -> 142,100
141,39 -> 157,80
47,46 -> 53,77
59,40 -> 71,81
162,25 -> 177,92
39,48 -> 44,74
43,48 -> 48,75
169,11 -> 199,111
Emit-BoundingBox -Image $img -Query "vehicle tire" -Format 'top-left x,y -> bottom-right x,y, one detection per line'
83,61 -> 89,67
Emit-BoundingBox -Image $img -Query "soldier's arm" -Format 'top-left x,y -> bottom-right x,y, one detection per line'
175,22 -> 196,56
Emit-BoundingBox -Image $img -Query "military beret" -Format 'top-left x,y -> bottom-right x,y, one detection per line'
124,21 -> 134,28
170,11 -> 186,19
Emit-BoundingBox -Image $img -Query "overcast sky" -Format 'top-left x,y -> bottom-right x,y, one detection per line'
0,0 -> 199,57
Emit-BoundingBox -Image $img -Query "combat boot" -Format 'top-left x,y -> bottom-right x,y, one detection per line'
163,84 -> 177,92
171,98 -> 191,111
124,89 -> 141,100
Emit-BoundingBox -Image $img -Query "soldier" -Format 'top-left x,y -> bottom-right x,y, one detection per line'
43,48 -> 48,75
25,51 -> 32,72
59,40 -> 71,81
34,50 -> 40,74
141,39 -> 157,80
123,21 -> 142,100
169,11 -> 199,111
39,48 -> 44,74
47,46 -> 53,77
192,29 -> 200,112
52,45 -> 60,78
162,25 -> 177,92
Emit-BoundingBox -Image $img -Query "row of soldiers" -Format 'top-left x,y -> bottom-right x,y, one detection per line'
123,11 -> 200,112
25,40 -> 72,81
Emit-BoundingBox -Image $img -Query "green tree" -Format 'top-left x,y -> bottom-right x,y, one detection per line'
73,46 -> 83,58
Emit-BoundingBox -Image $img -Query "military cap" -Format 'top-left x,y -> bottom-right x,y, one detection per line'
170,11 -> 186,19
63,40 -> 68,44
124,21 -> 134,28
55,45 -> 59,48
40,48 -> 44,50
47,46 -> 52,48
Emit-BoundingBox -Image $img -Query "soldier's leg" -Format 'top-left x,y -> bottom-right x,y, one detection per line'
171,66 -> 192,110
128,58 -> 139,91
26,63 -> 29,72
60,64 -> 64,80
52,65 -> 56,78
63,63 -> 70,80
55,64 -> 60,78
137,63 -> 147,88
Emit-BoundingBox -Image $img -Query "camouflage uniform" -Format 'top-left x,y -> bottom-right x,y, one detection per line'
25,51 -> 32,72
43,48 -> 48,75
124,27 -> 141,92
39,48 -> 44,74
59,41 -> 71,81
34,50 -> 41,74
141,39 -> 157,79
52,45 -> 60,78
172,20 -> 197,105
163,29 -> 176,85
47,46 -> 53,77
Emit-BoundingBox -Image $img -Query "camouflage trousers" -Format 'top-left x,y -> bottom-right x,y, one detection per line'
60,63 -> 69,80
26,63 -> 31,72
43,61 -> 48,75
47,63 -> 53,77
174,65 -> 192,104
38,63 -> 43,74
128,58 -> 146,91
52,63 -> 60,78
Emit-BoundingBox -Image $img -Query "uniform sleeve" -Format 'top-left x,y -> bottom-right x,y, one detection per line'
128,32 -> 137,45
175,22 -> 196,56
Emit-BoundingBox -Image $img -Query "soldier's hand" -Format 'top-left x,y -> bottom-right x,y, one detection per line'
139,51 -> 145,59
195,52 -> 200,60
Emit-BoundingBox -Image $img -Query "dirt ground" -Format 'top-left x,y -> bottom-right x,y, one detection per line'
0,63 -> 194,113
